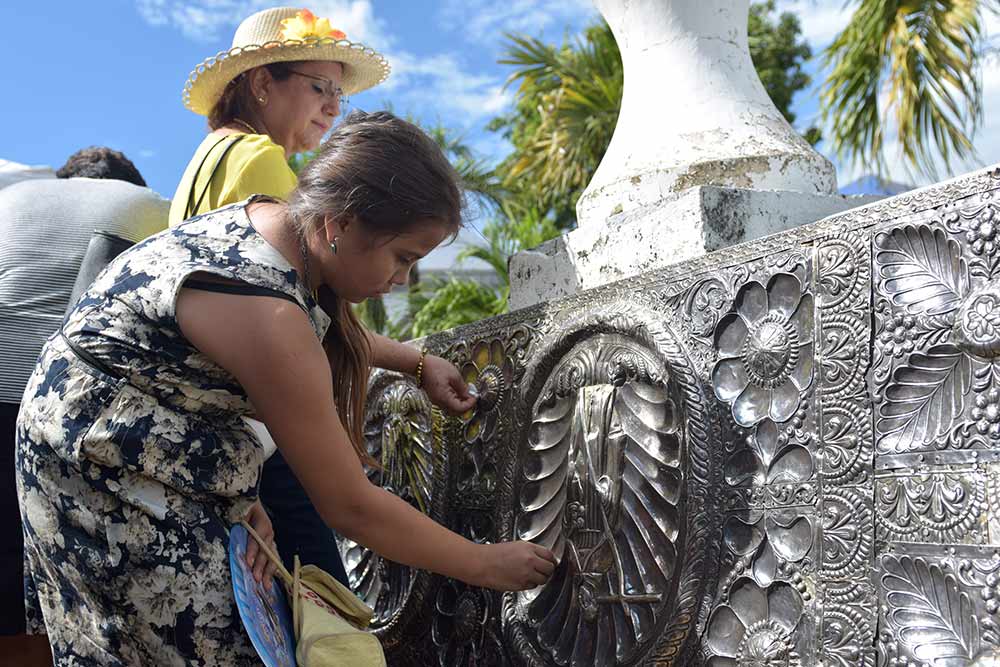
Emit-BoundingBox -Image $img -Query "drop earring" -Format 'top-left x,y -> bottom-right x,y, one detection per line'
330,236 -> 339,255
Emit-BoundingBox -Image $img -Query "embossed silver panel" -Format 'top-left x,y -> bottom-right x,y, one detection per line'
337,166 -> 1000,665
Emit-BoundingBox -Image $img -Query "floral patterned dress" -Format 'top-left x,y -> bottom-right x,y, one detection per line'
15,198 -> 329,666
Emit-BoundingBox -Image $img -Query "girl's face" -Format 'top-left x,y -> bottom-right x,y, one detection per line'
257,61 -> 344,155
323,218 -> 452,303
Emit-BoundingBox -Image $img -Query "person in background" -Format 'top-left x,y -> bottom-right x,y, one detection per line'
0,146 -> 168,665
17,111 -> 555,665
170,5 -> 390,586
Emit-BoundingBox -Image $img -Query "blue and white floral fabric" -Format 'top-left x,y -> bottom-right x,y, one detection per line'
15,198 -> 329,665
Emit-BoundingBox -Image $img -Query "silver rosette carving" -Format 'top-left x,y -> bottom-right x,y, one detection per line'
713,273 -> 814,427
954,281 -> 1000,359
338,371 -> 440,628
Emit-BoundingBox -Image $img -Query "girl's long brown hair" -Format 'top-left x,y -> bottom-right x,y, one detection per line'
287,111 -> 464,466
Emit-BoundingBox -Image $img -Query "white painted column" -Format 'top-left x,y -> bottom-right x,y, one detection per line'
576,0 -> 837,229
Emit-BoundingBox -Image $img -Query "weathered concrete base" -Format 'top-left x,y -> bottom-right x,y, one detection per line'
509,185 -> 882,310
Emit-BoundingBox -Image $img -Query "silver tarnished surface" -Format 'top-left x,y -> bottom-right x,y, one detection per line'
337,165 -> 1000,665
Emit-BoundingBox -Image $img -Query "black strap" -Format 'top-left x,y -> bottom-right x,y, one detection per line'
184,134 -> 247,220
184,278 -> 299,305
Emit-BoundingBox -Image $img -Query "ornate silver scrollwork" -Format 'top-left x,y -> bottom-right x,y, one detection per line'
339,166 -> 1000,665
338,371 -> 442,637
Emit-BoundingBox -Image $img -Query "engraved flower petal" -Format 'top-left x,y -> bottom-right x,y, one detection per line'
789,342 -> 813,392
765,514 -> 813,562
767,273 -> 802,320
767,582 -> 804,634
723,515 -> 765,555
472,341 -> 490,369
707,605 -> 746,657
715,312 -> 750,359
734,383 -> 770,427
736,281 -> 769,323
713,357 -> 749,402
767,444 -> 813,484
768,378 -> 800,424
724,449 -> 764,486
728,577 -> 769,629
752,418 -> 780,464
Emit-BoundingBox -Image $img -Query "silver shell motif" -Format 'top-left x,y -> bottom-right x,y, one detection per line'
509,334 -> 684,665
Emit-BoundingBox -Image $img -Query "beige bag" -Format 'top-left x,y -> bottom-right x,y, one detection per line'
241,521 -> 386,667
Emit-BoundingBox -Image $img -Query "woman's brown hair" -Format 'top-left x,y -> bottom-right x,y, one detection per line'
287,110 -> 464,466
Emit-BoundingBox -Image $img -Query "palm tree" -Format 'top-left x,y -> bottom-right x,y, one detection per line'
491,21 -> 623,228
821,0 -> 991,180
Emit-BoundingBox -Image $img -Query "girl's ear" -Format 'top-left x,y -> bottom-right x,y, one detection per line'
325,214 -> 356,239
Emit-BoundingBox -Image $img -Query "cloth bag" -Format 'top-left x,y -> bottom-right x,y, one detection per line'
241,521 -> 386,666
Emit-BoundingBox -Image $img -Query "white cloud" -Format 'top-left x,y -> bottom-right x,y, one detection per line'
134,0 -> 392,46
438,0 -> 597,44
382,51 -> 513,122
773,0 -> 851,48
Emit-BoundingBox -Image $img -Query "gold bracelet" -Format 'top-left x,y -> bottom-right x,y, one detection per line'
414,348 -> 428,387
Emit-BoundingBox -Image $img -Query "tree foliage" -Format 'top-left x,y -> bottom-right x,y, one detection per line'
821,0 -> 990,180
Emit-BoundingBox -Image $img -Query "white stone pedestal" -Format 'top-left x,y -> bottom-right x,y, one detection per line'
508,187 -> 880,310
507,0 -> 871,311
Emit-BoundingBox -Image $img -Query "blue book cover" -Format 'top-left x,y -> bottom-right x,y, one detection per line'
229,523 -> 297,667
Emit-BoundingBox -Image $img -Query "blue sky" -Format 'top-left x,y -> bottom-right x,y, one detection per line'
2,1 -> 998,209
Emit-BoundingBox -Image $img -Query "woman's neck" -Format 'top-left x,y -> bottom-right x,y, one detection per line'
246,201 -> 319,291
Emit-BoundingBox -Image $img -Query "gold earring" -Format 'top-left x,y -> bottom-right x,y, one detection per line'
257,95 -> 267,105
330,236 -> 339,255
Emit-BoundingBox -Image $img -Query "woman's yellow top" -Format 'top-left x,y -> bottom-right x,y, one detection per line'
168,132 -> 298,227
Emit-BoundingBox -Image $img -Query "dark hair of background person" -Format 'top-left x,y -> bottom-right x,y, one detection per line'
209,62 -> 300,131
287,110 -> 465,466
56,147 -> 147,186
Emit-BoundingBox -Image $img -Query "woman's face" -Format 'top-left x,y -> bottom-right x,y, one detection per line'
259,61 -> 344,155
323,218 -> 453,304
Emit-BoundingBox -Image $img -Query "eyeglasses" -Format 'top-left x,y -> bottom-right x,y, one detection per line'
287,69 -> 348,108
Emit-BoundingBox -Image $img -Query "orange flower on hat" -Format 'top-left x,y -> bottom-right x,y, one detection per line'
280,9 -> 347,41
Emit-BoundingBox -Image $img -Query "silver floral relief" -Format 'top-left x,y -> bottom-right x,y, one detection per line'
705,576 -> 806,667
338,371 -> 442,635
877,552 -> 1000,667
871,215 -> 1000,459
875,468 -> 987,545
348,167 -> 1000,665
816,230 -> 878,665
712,272 -> 814,427
708,264 -> 822,666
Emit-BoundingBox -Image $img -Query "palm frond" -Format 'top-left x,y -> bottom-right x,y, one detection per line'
821,0 -> 984,179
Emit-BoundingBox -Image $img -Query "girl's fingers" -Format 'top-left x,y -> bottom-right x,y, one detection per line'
245,538 -> 258,570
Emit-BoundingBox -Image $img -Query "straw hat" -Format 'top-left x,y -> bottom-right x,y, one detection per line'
183,6 -> 390,116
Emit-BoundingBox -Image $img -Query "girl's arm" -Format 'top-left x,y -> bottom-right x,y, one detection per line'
177,287 -> 554,590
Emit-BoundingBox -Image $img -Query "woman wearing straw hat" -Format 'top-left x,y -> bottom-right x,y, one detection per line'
169,6 -> 390,587
17,110 -> 556,664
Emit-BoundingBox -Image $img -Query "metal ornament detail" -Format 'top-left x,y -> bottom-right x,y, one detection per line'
338,165 -> 1000,665
713,273 -> 814,427
513,336 -> 681,664
338,371 -> 442,637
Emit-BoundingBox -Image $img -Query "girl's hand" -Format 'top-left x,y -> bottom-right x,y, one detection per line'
470,541 -> 558,591
245,500 -> 279,591
420,354 -> 477,414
